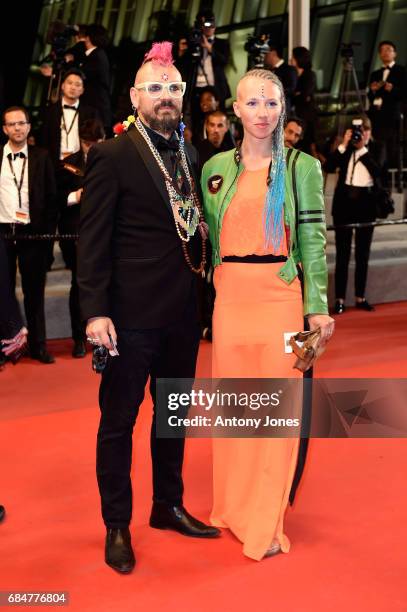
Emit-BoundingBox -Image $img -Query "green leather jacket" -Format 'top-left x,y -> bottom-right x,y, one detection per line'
201,147 -> 329,316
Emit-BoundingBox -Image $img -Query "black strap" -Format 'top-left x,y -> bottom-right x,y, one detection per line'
7,154 -> 27,209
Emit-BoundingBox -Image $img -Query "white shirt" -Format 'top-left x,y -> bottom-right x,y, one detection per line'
196,47 -> 215,88
382,60 -> 395,82
0,142 -> 30,223
85,46 -> 96,56
338,144 -> 374,187
275,59 -> 284,69
60,98 -> 80,159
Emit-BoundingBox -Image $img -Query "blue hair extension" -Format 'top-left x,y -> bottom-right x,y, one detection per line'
263,113 -> 286,251
179,119 -> 186,148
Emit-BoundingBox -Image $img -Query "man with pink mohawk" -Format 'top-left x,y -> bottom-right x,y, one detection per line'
78,41 -> 219,574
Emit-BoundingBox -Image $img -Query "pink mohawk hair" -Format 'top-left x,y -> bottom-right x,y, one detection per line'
143,41 -> 174,66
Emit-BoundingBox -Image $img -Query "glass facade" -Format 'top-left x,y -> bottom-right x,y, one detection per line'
27,0 -> 406,109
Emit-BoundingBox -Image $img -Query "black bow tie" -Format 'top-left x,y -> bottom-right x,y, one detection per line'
156,138 -> 179,152
8,152 -> 26,160
63,104 -> 77,110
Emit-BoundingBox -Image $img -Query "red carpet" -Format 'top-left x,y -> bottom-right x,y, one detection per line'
1,302 -> 407,611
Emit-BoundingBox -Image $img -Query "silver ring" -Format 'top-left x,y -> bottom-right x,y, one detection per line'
87,336 -> 101,346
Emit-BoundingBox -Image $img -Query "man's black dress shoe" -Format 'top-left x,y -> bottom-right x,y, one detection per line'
30,349 -> 55,364
355,299 -> 375,311
105,528 -> 135,574
0,505 -> 5,522
150,503 -> 220,538
334,301 -> 346,314
72,340 -> 86,358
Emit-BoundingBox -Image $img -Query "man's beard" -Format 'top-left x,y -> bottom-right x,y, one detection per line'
143,101 -> 181,135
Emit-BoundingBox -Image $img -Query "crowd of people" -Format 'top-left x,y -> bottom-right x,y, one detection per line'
0,8 -> 406,367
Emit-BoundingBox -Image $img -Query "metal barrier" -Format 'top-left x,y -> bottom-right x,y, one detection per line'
1,218 -> 407,241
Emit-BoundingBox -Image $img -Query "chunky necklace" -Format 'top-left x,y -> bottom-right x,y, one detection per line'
135,117 -> 206,276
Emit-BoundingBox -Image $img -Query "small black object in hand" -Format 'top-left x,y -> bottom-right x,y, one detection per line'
92,345 -> 109,373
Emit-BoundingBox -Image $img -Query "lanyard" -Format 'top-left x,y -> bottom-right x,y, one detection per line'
7,155 -> 27,209
61,108 -> 79,149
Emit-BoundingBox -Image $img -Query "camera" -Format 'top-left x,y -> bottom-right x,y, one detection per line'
244,34 -> 272,68
45,20 -> 79,70
351,119 -> 364,144
188,14 -> 216,60
340,41 -> 361,60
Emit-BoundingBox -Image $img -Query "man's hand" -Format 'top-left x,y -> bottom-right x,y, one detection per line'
40,64 -> 53,77
384,82 -> 393,92
370,81 -> 381,92
201,35 -> 213,53
86,317 -> 117,350
307,314 -> 335,348
75,188 -> 83,203
341,129 -> 353,148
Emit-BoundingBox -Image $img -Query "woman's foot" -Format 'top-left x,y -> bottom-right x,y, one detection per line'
264,539 -> 281,558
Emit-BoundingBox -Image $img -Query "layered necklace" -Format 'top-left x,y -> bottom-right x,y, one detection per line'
135,117 -> 206,276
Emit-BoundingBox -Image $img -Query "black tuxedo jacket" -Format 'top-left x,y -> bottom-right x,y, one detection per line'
80,47 -> 112,128
57,149 -> 86,234
77,127 -> 201,328
368,64 -> 407,127
0,145 -> 57,233
39,100 -> 99,166
271,62 -> 297,114
324,141 -> 385,222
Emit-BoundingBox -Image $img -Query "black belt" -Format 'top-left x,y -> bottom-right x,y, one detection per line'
222,254 -> 287,263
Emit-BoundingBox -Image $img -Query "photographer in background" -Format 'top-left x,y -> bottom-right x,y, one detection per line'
177,10 -> 231,121
324,116 -> 386,315
368,41 -> 407,167
284,116 -> 304,149
264,44 -> 297,115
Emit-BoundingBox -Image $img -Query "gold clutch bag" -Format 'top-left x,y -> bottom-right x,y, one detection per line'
289,328 -> 324,372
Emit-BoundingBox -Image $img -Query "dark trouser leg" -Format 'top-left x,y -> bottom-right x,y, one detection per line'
334,226 -> 353,300
17,241 -> 48,352
97,329 -> 157,528
62,240 -> 84,341
354,227 -> 374,298
149,297 -> 201,506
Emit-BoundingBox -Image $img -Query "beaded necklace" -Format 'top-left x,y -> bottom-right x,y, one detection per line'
135,117 -> 206,276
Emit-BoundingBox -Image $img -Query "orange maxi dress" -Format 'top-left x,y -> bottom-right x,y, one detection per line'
211,166 -> 304,561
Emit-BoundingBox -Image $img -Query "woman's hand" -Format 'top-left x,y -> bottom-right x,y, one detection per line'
307,314 -> 335,348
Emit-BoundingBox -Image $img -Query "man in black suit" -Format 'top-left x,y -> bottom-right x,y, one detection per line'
177,10 -> 231,120
368,41 -> 407,167
195,109 -> 235,169
39,68 -> 99,168
79,24 -> 112,134
0,107 -> 57,363
77,43 -> 219,574
264,44 -> 298,115
324,116 -> 385,314
57,118 -> 105,358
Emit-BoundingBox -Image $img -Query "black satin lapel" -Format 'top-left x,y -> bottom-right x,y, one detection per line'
127,127 -> 172,215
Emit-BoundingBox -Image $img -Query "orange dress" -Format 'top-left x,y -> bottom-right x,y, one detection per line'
211,166 -> 304,560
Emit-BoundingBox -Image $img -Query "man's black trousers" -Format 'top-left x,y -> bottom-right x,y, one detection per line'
97,296 -> 201,529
